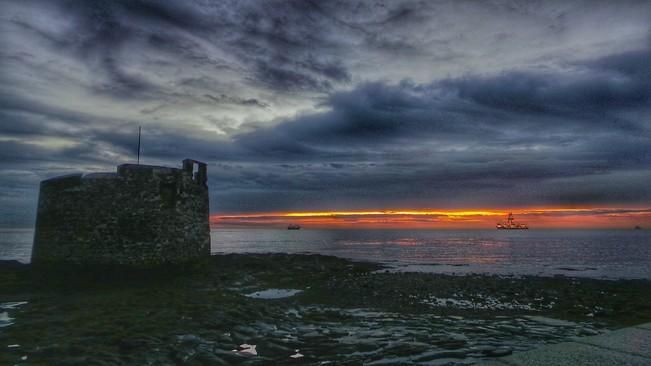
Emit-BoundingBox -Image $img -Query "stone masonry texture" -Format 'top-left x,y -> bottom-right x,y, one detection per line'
31,159 -> 210,265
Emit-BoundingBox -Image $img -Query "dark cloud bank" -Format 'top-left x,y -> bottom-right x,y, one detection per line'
218,48 -> 651,212
1,0 -> 651,226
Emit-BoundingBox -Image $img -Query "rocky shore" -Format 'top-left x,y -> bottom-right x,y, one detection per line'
1,254 -> 651,365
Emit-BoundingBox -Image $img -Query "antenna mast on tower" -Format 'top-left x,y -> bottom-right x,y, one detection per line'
137,126 -> 141,165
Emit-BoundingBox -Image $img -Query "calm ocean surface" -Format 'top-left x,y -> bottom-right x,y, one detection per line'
2,228 -> 650,279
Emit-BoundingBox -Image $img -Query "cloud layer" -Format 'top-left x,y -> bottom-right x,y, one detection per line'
1,0 -> 650,226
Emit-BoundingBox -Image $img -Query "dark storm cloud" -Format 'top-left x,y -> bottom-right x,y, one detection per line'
251,59 -> 350,92
204,94 -> 269,108
2,0 -> 651,226
213,48 -> 651,211
4,47 -> 651,216
449,51 -> 651,120
4,0 -> 355,98
237,49 -> 651,150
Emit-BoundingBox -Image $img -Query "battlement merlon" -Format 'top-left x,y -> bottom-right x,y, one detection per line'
182,159 -> 207,187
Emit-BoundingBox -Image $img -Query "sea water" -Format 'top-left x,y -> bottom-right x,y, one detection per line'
211,228 -> 651,279
2,228 -> 650,279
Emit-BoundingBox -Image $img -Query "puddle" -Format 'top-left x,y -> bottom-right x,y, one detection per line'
0,301 -> 29,328
233,343 -> 257,356
0,312 -> 14,328
245,289 -> 302,299
0,302 -> 28,310
524,316 -> 576,327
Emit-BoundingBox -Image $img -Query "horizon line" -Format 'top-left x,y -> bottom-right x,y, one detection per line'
210,206 -> 651,229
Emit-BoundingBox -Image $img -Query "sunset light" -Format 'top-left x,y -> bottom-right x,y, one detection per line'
212,207 -> 651,229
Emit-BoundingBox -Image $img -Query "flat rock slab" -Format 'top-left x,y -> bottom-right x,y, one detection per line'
490,342 -> 650,366
523,316 -> 576,327
478,361 -> 510,366
575,326 -> 651,358
636,323 -> 651,331
482,322 -> 651,366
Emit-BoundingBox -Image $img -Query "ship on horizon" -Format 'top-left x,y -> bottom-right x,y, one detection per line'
287,224 -> 301,230
496,212 -> 528,230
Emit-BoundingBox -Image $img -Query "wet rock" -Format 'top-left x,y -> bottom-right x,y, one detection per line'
261,341 -> 294,354
524,316 -> 575,327
484,347 -> 512,357
496,324 -> 522,333
176,334 -> 204,344
117,338 -> 148,352
468,345 -> 497,354
577,327 -> 600,336
413,349 -> 467,362
2,253 -> 649,365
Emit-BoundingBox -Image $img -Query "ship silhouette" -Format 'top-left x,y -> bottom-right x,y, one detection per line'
496,212 -> 528,230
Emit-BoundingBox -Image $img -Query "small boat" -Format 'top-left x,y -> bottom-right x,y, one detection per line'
496,213 -> 528,230
634,225 -> 642,230
287,224 -> 301,230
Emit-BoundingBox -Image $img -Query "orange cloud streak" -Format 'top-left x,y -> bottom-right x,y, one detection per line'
212,207 -> 651,229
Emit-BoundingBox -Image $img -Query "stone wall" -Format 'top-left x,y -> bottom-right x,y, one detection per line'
31,159 -> 210,265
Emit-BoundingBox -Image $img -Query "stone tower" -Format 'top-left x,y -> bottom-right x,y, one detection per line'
32,159 -> 210,265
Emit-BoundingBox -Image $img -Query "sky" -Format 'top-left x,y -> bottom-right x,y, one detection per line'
1,0 -> 651,228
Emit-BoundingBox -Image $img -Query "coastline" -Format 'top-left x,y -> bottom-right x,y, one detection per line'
2,253 -> 651,365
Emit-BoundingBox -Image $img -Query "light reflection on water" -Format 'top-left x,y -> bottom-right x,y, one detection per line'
2,228 -> 651,279
210,228 -> 651,279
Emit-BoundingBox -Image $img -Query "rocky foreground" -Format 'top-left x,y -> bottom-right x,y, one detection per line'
1,254 -> 651,365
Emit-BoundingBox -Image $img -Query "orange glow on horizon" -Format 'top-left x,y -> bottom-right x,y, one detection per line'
282,210 -> 503,217
211,207 -> 651,229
